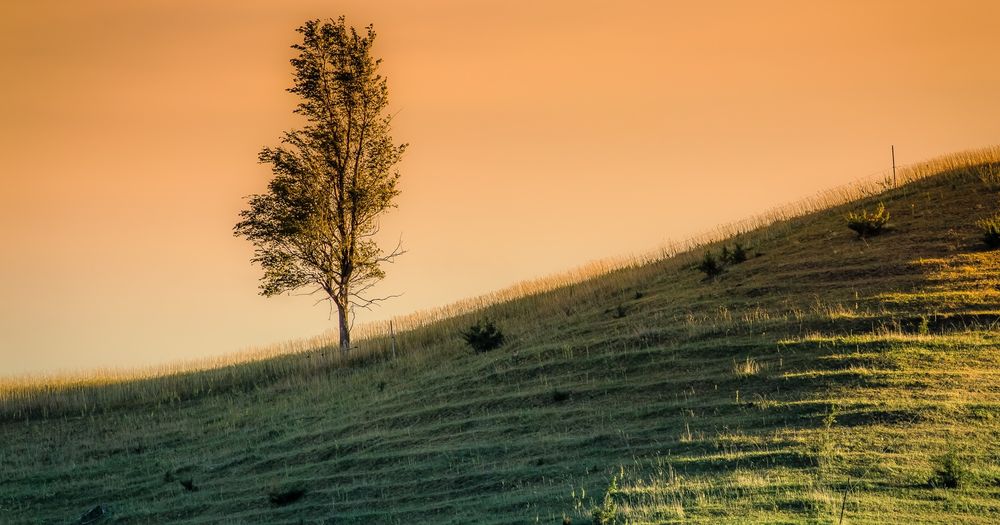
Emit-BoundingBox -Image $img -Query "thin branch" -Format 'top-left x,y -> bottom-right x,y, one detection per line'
350,292 -> 404,310
377,235 -> 405,262
292,286 -> 326,297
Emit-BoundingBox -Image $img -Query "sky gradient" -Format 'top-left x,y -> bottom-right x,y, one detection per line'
2,0 -> 1000,375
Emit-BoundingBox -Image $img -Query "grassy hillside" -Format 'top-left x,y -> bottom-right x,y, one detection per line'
3,149 -> 1000,524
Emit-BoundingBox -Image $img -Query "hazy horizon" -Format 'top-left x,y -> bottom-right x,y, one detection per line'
3,0 -> 1000,375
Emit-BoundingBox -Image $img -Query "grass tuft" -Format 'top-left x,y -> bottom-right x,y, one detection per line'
732,355 -> 763,377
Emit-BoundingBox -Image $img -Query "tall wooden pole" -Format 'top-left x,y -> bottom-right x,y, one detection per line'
891,145 -> 896,187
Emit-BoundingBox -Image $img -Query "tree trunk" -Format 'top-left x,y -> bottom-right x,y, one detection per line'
337,301 -> 350,352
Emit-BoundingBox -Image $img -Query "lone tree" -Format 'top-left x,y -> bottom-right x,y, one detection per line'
235,18 -> 406,351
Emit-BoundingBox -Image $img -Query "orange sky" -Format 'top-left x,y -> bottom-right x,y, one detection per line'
2,1 -> 999,375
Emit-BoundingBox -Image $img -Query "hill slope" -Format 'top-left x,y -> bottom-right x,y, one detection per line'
3,150 -> 1000,524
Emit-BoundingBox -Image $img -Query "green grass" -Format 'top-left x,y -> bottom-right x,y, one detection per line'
3,150 -> 1000,524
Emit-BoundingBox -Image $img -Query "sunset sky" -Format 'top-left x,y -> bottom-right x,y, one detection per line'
2,1 -> 999,375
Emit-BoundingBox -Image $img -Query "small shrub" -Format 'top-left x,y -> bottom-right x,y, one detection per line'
462,318 -> 506,353
976,215 -> 1000,248
728,242 -> 748,264
563,516 -> 573,525
269,483 -> 307,506
930,449 -> 966,489
696,242 -> 752,281
697,251 -> 723,278
612,304 -> 628,319
846,202 -> 890,238
179,479 -> 198,492
551,389 -> 571,403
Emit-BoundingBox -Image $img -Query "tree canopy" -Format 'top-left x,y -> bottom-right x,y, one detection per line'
235,17 -> 406,351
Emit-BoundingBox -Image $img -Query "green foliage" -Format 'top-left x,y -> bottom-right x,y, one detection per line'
698,242 -> 749,279
234,17 -> 406,350
930,449 -> 967,489
462,318 -> 506,353
846,202 -> 890,237
728,242 -> 748,264
976,215 -> 1000,248
697,251 -> 723,278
